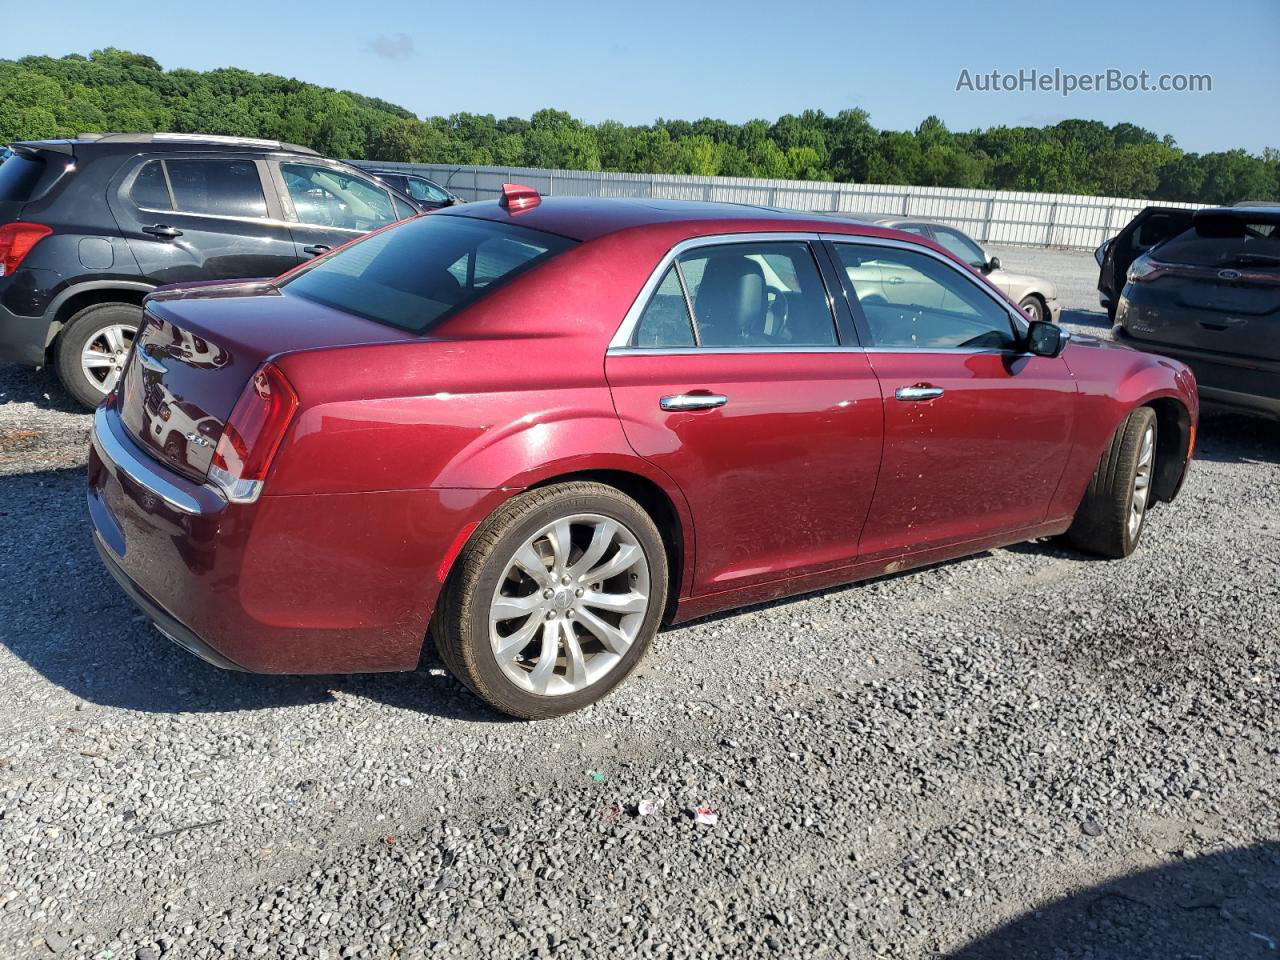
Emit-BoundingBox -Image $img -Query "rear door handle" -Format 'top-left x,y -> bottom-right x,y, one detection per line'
142,224 -> 183,239
895,386 -> 944,402
886,275 -> 904,284
660,393 -> 728,412
302,244 -> 331,256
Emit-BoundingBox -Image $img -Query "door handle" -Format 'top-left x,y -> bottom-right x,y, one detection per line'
886,275 -> 904,284
142,224 -> 183,239
660,393 -> 728,412
302,244 -> 331,256
895,386 -> 944,402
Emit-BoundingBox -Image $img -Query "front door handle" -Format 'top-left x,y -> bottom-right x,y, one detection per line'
660,393 -> 728,412
885,275 -> 904,284
895,385 -> 945,402
302,244 -> 332,257
142,224 -> 183,239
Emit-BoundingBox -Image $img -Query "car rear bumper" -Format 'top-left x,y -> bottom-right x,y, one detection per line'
0,301 -> 52,365
89,404 -> 492,674
1113,326 -> 1280,419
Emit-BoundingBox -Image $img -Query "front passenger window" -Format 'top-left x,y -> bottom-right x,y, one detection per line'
281,163 -> 397,231
833,244 -> 1018,350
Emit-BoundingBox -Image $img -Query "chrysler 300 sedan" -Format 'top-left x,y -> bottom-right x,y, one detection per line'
88,187 -> 1199,718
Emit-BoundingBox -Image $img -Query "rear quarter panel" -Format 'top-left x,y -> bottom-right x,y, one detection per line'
265,231 -> 698,595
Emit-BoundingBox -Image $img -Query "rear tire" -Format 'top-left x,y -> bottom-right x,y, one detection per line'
54,302 -> 144,409
1067,407 -> 1158,558
432,482 -> 668,719
1019,295 -> 1044,324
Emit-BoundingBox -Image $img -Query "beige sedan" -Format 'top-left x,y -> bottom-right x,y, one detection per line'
828,215 -> 1061,324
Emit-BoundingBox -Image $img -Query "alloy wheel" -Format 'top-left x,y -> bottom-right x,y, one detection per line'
1129,424 -> 1155,539
80,323 -> 136,395
488,513 -> 650,696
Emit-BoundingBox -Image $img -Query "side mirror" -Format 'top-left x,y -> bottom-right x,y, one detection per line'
1026,320 -> 1067,358
983,255 -> 1001,273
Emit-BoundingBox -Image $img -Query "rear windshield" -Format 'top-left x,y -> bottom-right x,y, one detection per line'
280,214 -> 576,332
1156,216 -> 1280,269
0,152 -> 47,202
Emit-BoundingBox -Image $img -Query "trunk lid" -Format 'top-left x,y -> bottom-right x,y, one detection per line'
120,280 -> 414,479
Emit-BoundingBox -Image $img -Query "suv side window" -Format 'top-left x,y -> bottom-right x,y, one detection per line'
833,243 -> 1018,350
631,240 -> 837,348
164,159 -> 268,218
281,163 -> 397,232
408,177 -> 450,204
130,160 -> 173,210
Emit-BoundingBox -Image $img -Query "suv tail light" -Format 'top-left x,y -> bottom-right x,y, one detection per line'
0,223 -> 53,277
207,363 -> 298,503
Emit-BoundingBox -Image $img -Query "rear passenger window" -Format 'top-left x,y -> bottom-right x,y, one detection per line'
166,159 -> 267,218
630,241 -> 837,349
130,161 -> 172,210
633,267 -> 695,347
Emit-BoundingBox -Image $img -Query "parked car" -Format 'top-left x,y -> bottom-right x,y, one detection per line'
364,168 -> 461,209
825,214 -> 1061,323
87,188 -> 1198,719
0,132 -> 421,408
1114,205 -> 1279,419
1094,206 -> 1196,320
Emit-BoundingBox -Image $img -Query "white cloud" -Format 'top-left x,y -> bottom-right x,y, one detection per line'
365,34 -> 414,61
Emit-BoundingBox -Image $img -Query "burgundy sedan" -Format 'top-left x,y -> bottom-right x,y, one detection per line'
87,188 -> 1198,718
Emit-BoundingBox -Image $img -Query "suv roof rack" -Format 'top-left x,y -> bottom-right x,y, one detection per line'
72,132 -> 321,155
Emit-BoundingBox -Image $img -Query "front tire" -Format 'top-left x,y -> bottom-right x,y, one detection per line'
432,482 -> 668,719
1019,295 -> 1045,324
54,302 -> 143,409
1067,407 -> 1158,558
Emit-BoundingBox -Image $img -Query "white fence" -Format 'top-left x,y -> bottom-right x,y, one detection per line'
355,161 -> 1205,251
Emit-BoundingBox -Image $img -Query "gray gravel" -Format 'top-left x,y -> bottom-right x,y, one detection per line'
1,247 -> 1277,959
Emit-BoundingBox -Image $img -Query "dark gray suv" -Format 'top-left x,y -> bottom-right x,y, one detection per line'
0,133 -> 421,407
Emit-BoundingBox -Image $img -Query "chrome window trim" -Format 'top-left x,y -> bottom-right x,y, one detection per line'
608,232 -> 832,350
606,345 -> 1013,358
821,232 -> 1031,341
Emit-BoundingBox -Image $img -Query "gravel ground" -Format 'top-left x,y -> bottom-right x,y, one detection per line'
0,247 -> 1277,960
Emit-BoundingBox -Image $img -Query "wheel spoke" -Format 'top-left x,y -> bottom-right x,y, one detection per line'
545,519 -> 573,572
490,592 -> 542,622
568,519 -> 616,578
494,615 -> 541,660
527,622 -> 560,694
100,368 -> 120,392
580,590 -> 647,615
562,624 -> 588,688
576,607 -> 631,656
82,351 -> 114,369
512,543 -> 552,586
582,542 -> 641,584
104,326 -> 126,353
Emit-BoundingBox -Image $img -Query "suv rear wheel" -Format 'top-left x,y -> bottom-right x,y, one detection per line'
54,302 -> 143,409
433,482 -> 668,719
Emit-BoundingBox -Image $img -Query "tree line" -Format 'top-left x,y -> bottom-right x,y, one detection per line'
3,49 -> 1276,205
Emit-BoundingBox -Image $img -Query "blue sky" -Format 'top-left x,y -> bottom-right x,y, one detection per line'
6,0 -> 1278,154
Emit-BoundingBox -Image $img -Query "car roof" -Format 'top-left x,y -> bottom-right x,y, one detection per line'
11,132 -> 320,157
441,196 -> 917,243
1195,205 -> 1280,223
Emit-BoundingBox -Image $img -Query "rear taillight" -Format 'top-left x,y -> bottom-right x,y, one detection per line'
0,223 -> 53,277
207,363 -> 298,504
